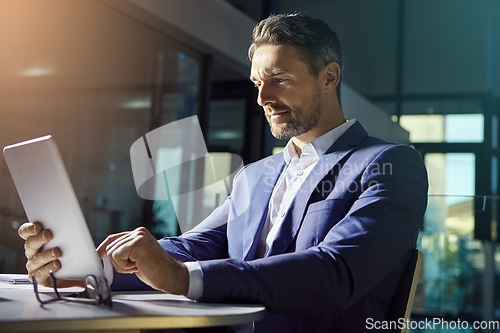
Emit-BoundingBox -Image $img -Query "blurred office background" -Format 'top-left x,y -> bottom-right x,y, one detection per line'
0,0 -> 499,331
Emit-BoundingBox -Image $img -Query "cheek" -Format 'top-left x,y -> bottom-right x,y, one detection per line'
295,82 -> 318,100
289,87 -> 318,112
303,87 -> 322,109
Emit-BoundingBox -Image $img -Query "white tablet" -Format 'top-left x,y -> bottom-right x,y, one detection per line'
3,135 -> 105,280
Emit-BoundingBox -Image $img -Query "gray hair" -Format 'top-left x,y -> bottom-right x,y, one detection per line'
249,13 -> 344,106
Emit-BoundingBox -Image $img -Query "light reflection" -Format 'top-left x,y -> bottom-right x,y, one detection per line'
122,98 -> 151,109
18,66 -> 56,77
212,131 -> 241,140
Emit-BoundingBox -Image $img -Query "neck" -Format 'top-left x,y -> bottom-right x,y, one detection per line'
292,106 -> 345,157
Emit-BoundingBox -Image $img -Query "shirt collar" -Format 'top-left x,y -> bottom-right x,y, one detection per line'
282,119 -> 357,165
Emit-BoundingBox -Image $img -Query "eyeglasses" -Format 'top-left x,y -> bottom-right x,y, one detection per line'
32,270 -> 112,308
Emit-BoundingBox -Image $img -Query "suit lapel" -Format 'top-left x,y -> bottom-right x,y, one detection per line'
266,122 -> 368,256
242,154 -> 285,260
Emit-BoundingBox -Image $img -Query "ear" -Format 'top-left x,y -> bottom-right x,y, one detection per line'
322,62 -> 341,94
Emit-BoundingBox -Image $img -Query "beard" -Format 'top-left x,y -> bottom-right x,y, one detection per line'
265,93 -> 322,141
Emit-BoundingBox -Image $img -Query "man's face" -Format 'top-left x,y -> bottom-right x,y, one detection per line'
250,44 -> 324,140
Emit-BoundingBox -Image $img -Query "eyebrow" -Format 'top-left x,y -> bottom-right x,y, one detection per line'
249,70 -> 288,82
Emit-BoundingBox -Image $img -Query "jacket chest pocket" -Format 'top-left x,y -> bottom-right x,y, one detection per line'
295,198 -> 351,250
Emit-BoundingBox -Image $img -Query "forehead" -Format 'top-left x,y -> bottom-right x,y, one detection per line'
250,44 -> 309,79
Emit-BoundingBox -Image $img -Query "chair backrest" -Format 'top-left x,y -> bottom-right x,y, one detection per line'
387,249 -> 423,333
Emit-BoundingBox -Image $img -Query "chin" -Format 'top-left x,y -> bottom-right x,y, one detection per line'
271,129 -> 292,141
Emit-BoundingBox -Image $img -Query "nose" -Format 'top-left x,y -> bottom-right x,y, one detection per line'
256,82 -> 276,107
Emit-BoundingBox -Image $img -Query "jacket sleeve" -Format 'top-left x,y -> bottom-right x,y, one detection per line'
110,195 -> 232,291
157,163 -> 254,262
197,145 -> 428,314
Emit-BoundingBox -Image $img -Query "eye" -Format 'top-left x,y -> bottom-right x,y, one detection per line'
274,78 -> 287,84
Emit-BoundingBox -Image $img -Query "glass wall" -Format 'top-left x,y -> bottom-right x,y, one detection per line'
207,99 -> 247,155
400,114 -> 484,143
400,103 -> 498,329
0,0 -> 203,273
417,153 -> 481,318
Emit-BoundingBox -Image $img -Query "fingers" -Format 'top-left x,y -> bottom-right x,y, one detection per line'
17,221 -> 58,286
24,229 -> 52,259
98,227 -> 189,295
26,247 -> 61,286
105,231 -> 143,273
96,231 -> 129,259
99,228 -> 153,274
18,222 -> 83,289
29,258 -> 61,287
18,221 -> 43,240
26,247 -> 61,273
20,221 -> 51,260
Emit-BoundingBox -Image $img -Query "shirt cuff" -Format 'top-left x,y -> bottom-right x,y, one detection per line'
102,254 -> 114,286
184,261 -> 204,300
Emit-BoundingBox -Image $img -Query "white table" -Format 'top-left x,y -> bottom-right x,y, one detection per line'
0,274 -> 265,332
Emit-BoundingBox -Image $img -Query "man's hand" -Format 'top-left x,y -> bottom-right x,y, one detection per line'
18,222 -> 81,288
96,227 -> 189,296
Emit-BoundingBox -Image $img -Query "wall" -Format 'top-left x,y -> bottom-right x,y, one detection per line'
104,0 -> 409,143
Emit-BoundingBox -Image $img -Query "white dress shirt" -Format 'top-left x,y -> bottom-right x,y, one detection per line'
184,119 -> 356,299
255,119 -> 356,257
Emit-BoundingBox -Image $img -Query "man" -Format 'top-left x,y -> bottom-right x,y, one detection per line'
19,13 -> 428,332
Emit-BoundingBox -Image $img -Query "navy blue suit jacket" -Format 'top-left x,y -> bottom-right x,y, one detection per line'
116,122 -> 428,332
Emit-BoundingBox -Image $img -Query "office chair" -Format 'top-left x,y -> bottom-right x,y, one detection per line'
386,249 -> 423,333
